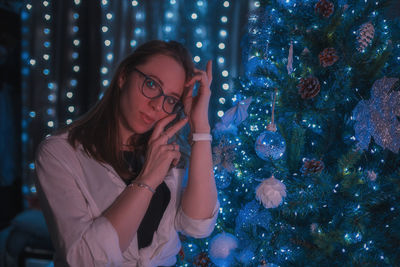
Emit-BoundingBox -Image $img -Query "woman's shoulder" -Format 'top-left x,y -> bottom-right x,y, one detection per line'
36,132 -> 76,158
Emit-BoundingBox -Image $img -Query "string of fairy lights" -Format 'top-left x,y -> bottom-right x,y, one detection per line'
65,0 -> 83,126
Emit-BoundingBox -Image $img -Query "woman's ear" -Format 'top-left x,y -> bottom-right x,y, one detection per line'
118,74 -> 126,89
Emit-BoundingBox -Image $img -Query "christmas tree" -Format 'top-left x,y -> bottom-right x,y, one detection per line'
178,0 -> 400,266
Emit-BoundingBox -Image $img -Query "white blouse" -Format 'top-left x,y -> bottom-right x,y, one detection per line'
35,133 -> 219,267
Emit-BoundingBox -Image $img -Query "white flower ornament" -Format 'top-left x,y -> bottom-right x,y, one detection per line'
256,175 -> 287,208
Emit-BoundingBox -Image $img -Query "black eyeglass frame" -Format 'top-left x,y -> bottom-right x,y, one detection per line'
133,68 -> 184,114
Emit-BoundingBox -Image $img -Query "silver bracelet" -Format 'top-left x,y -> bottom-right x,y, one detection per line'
128,181 -> 155,194
192,133 -> 212,142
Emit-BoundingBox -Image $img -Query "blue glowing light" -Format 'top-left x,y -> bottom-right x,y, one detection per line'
21,133 -> 28,143
21,52 -> 29,60
21,11 -> 29,21
29,163 -> 35,170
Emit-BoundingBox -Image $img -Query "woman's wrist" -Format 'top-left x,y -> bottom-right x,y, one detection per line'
135,174 -> 160,191
192,124 -> 210,134
128,181 -> 155,194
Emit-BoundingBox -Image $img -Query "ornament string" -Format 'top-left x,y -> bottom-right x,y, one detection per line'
267,88 -> 278,132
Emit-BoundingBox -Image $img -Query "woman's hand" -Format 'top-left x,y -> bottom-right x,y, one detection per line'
138,114 -> 188,189
183,60 -> 213,133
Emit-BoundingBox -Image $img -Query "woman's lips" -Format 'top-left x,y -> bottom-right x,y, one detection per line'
140,112 -> 155,124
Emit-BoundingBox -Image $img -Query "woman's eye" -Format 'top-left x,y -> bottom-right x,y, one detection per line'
167,97 -> 178,105
146,79 -> 157,89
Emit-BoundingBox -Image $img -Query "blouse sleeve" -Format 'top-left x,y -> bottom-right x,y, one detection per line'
35,137 -> 123,266
175,198 -> 219,238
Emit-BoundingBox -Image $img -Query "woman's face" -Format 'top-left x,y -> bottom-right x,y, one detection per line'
118,54 -> 186,141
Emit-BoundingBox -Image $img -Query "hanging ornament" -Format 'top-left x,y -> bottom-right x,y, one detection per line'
214,97 -> 253,135
367,170 -> 377,182
286,41 -> 294,74
297,76 -> 321,99
255,89 -> 286,160
314,0 -> 335,18
213,136 -> 236,173
301,47 -> 311,56
209,232 -> 238,267
193,252 -> 211,267
356,22 -> 375,52
310,223 -> 319,233
352,77 -> 400,153
256,174 -> 287,209
214,169 -> 232,189
319,47 -> 339,67
300,158 -> 325,175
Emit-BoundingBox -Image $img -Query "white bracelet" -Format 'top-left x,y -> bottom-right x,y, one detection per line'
128,181 -> 155,194
192,133 -> 212,142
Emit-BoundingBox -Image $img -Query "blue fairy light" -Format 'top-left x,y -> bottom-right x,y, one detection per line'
21,11 -> 29,21
21,133 -> 28,143
29,163 -> 35,170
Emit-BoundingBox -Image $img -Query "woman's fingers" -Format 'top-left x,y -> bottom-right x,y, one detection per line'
160,117 -> 188,142
206,60 -> 213,85
149,114 -> 177,142
183,87 -> 193,116
160,143 -> 180,152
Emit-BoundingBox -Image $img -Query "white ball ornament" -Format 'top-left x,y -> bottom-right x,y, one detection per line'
256,175 -> 287,208
209,232 -> 238,267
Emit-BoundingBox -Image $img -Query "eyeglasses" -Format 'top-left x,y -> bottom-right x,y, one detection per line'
133,68 -> 183,114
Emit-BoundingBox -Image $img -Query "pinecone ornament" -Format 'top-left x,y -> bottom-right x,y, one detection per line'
356,22 -> 375,52
297,76 -> 321,99
315,0 -> 334,18
178,248 -> 185,261
193,252 -> 211,267
301,159 -> 325,175
319,47 -> 339,67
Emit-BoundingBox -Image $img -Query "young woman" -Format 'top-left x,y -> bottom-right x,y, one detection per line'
35,40 -> 218,266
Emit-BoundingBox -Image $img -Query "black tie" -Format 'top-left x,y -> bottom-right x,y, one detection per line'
123,151 -> 171,249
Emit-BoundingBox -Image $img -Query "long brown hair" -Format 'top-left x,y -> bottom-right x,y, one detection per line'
66,40 -> 194,177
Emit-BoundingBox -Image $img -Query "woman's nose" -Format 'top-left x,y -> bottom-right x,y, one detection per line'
149,97 -> 163,111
